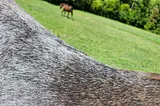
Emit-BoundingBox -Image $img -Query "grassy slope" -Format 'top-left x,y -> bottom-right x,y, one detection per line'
16,0 -> 160,73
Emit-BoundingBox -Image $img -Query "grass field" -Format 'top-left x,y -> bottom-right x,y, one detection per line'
16,0 -> 160,73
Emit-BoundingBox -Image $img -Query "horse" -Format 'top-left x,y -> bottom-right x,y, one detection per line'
60,3 -> 73,19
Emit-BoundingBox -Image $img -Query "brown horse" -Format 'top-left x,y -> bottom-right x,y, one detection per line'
60,3 -> 73,19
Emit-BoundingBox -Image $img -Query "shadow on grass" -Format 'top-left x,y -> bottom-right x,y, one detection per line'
61,15 -> 75,21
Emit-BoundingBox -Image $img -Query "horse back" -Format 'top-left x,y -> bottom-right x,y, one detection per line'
65,6 -> 73,12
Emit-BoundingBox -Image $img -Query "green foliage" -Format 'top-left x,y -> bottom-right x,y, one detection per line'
145,7 -> 160,34
73,0 -> 93,10
119,4 -> 130,23
101,0 -> 120,19
16,0 -> 160,73
91,0 -> 103,14
120,3 -> 130,11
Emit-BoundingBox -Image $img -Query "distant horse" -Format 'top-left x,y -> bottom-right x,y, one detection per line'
60,3 -> 73,19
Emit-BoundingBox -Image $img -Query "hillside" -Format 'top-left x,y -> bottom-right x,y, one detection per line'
16,0 -> 160,73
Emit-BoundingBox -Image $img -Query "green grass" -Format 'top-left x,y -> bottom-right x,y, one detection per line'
16,0 -> 160,73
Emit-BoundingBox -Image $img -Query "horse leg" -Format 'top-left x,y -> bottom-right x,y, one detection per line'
64,11 -> 66,17
67,12 -> 69,18
61,10 -> 65,17
61,10 -> 63,16
71,11 -> 73,19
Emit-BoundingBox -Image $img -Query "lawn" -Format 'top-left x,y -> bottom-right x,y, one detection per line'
16,0 -> 160,73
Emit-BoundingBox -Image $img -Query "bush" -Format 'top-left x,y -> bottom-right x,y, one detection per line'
119,4 -> 130,23
91,0 -> 103,14
102,0 -> 120,19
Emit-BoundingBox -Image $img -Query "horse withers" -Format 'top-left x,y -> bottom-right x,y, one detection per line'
60,3 -> 73,19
